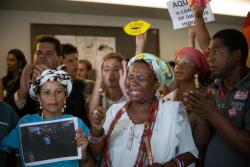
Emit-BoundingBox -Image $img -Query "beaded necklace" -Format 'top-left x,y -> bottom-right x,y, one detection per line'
103,100 -> 159,167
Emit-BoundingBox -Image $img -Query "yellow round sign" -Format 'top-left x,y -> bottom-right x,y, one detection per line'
123,20 -> 151,36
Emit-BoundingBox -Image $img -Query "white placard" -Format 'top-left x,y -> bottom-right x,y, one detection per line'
167,0 -> 215,29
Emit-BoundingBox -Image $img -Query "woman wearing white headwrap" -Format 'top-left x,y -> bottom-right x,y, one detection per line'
0,69 -> 94,167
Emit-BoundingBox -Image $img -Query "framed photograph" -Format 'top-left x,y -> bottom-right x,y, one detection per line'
55,35 -> 117,68
20,117 -> 81,166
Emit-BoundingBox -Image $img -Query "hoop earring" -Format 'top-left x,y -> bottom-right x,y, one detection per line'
194,73 -> 199,89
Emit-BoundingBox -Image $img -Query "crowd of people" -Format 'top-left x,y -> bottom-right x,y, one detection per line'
0,5 -> 249,167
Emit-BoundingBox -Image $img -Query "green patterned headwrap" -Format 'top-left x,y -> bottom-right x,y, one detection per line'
127,53 -> 174,86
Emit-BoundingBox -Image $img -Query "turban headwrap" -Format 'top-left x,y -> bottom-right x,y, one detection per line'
29,69 -> 72,100
127,53 -> 174,86
176,47 -> 209,75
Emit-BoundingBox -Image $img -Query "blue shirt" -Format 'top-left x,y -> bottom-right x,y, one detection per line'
1,114 -> 89,167
0,101 -> 19,167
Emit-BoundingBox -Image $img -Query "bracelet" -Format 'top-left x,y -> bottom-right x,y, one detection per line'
87,128 -> 105,144
173,157 -> 184,167
122,94 -> 130,101
173,158 -> 181,167
98,88 -> 103,93
87,133 -> 103,144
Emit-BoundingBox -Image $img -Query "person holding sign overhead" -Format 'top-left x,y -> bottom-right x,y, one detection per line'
184,4 -> 250,167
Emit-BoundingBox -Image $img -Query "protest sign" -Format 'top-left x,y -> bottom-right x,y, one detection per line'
167,0 -> 215,29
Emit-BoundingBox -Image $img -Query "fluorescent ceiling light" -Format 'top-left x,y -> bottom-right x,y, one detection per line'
69,0 -> 250,17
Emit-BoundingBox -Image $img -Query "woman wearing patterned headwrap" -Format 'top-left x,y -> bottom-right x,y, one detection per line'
88,53 -> 198,167
0,69 -> 94,167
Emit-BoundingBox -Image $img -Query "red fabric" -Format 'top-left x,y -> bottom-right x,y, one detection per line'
243,11 -> 250,48
188,0 -> 210,7
242,11 -> 250,67
243,12 -> 250,29
176,46 -> 209,75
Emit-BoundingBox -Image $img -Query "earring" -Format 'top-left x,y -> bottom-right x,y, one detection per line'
64,101 -> 67,109
18,66 -> 22,73
39,103 -> 43,110
194,73 -> 199,89
62,101 -> 66,113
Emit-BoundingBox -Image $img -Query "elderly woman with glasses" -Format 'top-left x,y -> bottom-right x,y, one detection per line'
88,53 -> 198,167
0,69 -> 94,167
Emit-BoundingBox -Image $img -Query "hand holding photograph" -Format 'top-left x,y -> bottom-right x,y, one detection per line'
20,117 -> 81,166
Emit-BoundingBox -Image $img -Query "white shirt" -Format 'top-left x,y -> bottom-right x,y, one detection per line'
103,100 -> 198,167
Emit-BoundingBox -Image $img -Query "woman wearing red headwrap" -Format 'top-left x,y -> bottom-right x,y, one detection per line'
164,46 -> 210,167
164,46 -> 209,101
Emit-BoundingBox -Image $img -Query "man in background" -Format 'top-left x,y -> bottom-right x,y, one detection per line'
61,44 -> 94,103
10,37 -> 89,126
77,59 -> 93,80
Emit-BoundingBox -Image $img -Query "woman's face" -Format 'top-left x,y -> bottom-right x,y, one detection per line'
126,62 -> 158,104
37,81 -> 67,115
7,53 -> 19,72
102,58 -> 122,88
174,54 -> 197,82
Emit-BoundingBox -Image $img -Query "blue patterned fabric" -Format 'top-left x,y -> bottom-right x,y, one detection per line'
127,53 -> 174,86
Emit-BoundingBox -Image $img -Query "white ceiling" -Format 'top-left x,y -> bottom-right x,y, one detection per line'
69,0 -> 250,17
0,0 -> 247,25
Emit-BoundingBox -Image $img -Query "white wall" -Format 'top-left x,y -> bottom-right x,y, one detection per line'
0,10 -> 241,77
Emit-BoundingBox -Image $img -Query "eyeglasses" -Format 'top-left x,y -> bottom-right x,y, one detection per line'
40,89 -> 66,97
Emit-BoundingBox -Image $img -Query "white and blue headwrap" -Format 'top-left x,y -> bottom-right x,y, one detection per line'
127,53 -> 174,86
29,69 -> 72,100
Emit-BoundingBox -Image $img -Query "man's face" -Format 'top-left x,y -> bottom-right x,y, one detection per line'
62,53 -> 78,77
207,38 -> 235,78
33,42 -> 61,69
77,63 -> 89,79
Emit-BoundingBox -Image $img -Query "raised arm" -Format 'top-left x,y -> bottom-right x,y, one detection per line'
192,6 -> 211,52
188,26 -> 196,48
14,64 -> 33,109
14,64 -> 47,109
119,60 -> 130,101
87,57 -> 104,113
135,32 -> 147,55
